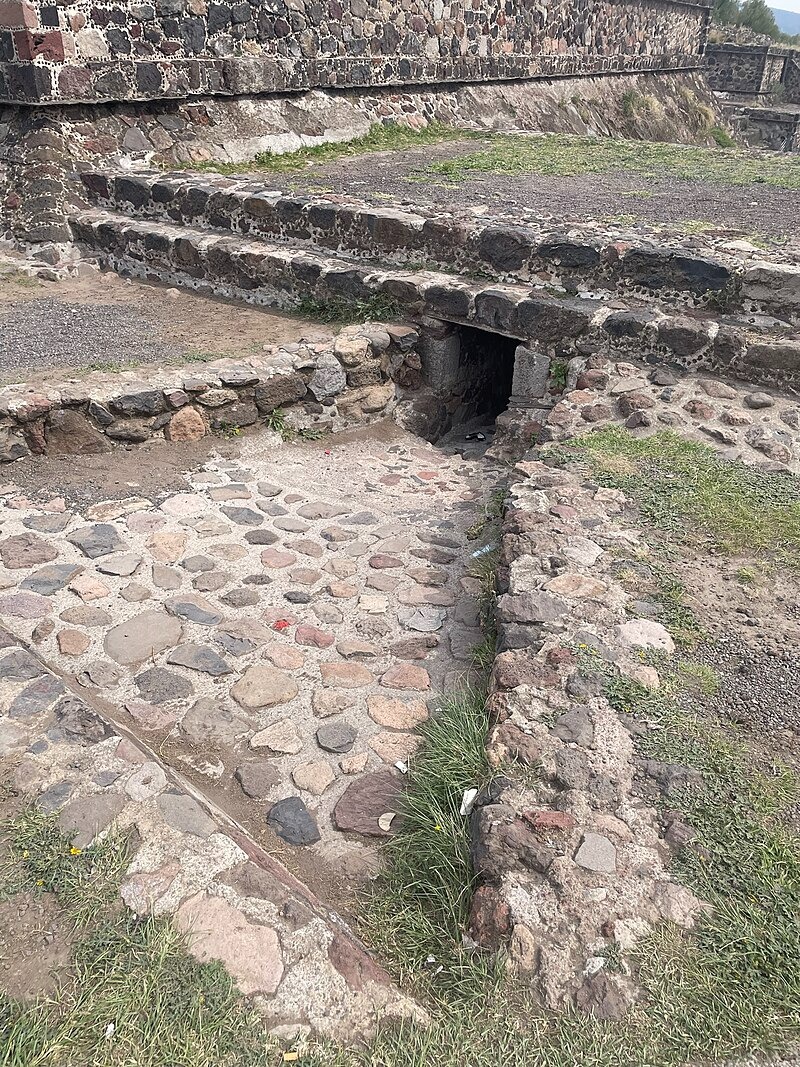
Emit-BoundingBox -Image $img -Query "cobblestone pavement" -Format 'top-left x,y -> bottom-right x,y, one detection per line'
0,421 -> 504,906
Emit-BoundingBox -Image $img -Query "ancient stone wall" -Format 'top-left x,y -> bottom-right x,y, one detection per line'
705,42 -> 800,100
1,0 -> 710,103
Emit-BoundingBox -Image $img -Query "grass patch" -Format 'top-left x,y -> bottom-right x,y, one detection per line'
293,293 -> 401,325
423,133 -> 800,189
1,917 -> 277,1067
0,807 -> 128,926
358,684 -> 496,993
0,809 -> 278,1067
547,427 -> 800,564
710,125 -> 736,148
182,122 -> 480,176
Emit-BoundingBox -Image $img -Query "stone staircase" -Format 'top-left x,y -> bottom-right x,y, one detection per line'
71,169 -> 800,392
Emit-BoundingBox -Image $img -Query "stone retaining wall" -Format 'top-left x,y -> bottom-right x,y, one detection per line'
705,43 -> 800,102
0,319 -> 422,463
1,0 -> 710,104
69,208 -> 800,390
78,167 -> 800,319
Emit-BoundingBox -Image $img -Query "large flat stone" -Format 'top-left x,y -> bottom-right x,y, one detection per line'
333,770 -> 404,837
175,892 -> 284,995
104,610 -> 183,665
232,665 -> 298,710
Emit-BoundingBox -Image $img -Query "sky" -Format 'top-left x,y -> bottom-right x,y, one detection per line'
771,0 -> 800,14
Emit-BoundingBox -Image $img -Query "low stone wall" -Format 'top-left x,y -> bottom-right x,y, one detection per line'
77,169 -> 800,321
0,320 -> 422,463
469,450 -> 705,1015
1,0 -> 710,104
468,350 -> 798,1015
68,208 -> 800,390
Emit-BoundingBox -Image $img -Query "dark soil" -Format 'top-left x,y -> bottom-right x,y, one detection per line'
283,139 -> 798,243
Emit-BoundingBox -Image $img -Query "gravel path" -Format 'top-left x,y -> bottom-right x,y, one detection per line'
0,298 -> 192,376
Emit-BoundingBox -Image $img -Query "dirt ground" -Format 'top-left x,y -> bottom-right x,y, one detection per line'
0,267 -> 332,384
281,139 -> 799,244
0,792 -> 75,1000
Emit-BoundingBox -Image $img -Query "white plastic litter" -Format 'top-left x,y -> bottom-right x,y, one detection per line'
460,787 -> 479,817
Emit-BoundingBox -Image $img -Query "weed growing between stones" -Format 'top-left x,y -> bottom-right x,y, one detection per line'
357,684 -> 497,991
293,294 -> 401,325
424,133 -> 800,189
547,427 -> 800,564
0,809 -> 277,1067
183,123 -> 482,177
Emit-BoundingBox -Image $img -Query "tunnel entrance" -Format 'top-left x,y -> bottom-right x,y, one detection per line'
403,322 -> 524,443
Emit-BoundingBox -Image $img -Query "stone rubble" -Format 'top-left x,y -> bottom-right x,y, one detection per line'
0,322 -> 421,465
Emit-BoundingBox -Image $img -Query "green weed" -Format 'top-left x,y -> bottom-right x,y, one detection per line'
1,807 -> 128,927
294,293 -> 401,325
710,125 -> 736,148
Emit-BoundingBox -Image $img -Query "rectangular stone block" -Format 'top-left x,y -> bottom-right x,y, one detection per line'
511,344 -> 549,400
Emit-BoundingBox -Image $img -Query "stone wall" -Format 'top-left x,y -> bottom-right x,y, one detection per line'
1,0 -> 711,103
705,43 -> 800,101
0,316 -> 422,462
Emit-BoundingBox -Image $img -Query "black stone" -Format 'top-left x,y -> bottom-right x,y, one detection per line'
267,796 -> 320,845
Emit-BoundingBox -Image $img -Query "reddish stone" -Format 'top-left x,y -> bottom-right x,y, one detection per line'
492,722 -> 543,765
380,662 -> 430,691
493,650 -> 561,691
546,647 -> 575,667
14,28 -> 64,61
468,885 -> 512,947
581,403 -> 613,423
295,624 -> 334,649
576,369 -> 609,390
0,3 -> 38,29
617,392 -> 655,417
261,548 -> 296,568
549,504 -> 577,519
523,809 -> 578,833
684,399 -> 715,420
328,933 -> 391,991
319,662 -> 373,688
368,554 -> 403,569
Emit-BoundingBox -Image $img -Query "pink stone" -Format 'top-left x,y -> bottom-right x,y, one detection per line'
380,663 -> 430,691
261,548 -> 296,568
319,662 -> 374,688
295,624 -> 335,649
174,892 -> 284,995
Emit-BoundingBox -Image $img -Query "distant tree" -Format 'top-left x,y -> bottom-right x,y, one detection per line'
738,0 -> 781,37
712,0 -> 741,25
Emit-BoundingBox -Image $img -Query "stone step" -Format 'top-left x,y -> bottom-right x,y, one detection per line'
79,168 -> 800,324
70,206 -> 800,390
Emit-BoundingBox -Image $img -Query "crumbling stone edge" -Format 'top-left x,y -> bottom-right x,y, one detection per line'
469,364 -> 710,1018
0,320 -> 422,464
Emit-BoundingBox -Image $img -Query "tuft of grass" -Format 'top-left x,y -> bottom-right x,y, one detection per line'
1,807 -> 128,927
548,427 -> 800,565
180,122 -> 481,177
264,408 -> 292,441
423,133 -> 800,189
710,125 -> 736,148
356,684 -> 496,996
293,293 -> 401,325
